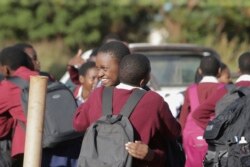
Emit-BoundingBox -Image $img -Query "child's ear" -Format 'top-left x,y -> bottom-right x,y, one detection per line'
198,68 -> 203,75
1,65 -> 11,77
79,75 -> 85,84
140,73 -> 150,87
217,67 -> 221,76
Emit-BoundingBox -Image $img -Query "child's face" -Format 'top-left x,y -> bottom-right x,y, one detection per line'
80,67 -> 98,91
0,64 -> 9,77
95,52 -> 120,87
24,47 -> 40,71
218,68 -> 231,84
0,65 -> 5,77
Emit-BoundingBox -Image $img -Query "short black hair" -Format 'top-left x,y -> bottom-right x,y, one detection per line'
97,41 -> 130,63
119,53 -> 151,86
238,52 -> 250,74
194,68 -> 202,83
87,47 -> 98,62
220,62 -> 228,71
102,33 -> 120,44
78,61 -> 96,76
0,46 -> 34,70
199,56 -> 221,76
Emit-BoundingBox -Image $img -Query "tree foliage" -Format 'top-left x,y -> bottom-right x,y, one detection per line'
1,0 -> 250,76
0,1 -> 159,50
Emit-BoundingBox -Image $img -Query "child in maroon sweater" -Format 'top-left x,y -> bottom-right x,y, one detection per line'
180,55 -> 222,167
73,53 -> 181,167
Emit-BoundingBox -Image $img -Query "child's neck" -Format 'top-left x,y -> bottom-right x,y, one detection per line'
81,89 -> 90,100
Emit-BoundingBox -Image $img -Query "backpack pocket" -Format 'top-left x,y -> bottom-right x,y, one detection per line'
204,118 -> 225,140
0,139 -> 12,167
227,143 -> 250,167
203,148 -> 228,167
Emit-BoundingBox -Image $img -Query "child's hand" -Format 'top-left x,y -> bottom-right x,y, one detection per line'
68,49 -> 85,67
125,141 -> 154,161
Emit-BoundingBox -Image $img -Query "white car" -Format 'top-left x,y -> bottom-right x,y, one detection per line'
129,43 -> 219,95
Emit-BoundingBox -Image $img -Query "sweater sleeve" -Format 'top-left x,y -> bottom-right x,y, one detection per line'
67,65 -> 80,85
0,113 -> 13,138
179,88 -> 191,129
158,98 -> 181,140
192,87 -> 227,129
73,98 -> 91,132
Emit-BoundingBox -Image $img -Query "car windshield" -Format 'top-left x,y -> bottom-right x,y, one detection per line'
140,52 -> 202,87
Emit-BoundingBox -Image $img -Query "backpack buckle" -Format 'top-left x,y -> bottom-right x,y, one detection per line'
106,114 -> 123,124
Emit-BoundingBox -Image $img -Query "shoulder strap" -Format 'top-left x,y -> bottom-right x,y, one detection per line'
188,84 -> 199,112
225,84 -> 236,92
120,89 -> 146,118
6,77 -> 29,130
102,87 -> 146,118
102,87 -> 114,116
7,76 -> 29,89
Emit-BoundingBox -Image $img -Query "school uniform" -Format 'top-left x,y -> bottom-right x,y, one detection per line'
0,67 -> 38,157
67,65 -> 80,85
193,74 -> 250,129
73,85 -> 85,106
73,83 -> 181,167
179,76 -> 223,129
0,114 -> 13,138
0,66 -> 80,167
179,76 -> 223,167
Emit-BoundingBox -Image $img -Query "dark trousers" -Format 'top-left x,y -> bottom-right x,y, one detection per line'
12,154 -> 23,167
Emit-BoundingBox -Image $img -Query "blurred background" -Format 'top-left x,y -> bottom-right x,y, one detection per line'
0,0 -> 249,80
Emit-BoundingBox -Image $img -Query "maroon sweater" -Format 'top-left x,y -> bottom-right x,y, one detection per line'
73,86 -> 181,167
0,67 -> 38,156
179,82 -> 223,129
67,65 -> 80,85
192,81 -> 250,129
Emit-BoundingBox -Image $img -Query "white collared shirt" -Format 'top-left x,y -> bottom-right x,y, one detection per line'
236,74 -> 250,83
75,86 -> 85,106
116,83 -> 142,90
200,76 -> 219,83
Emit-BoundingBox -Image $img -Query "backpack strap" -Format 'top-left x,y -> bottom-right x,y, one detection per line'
102,87 -> 146,118
225,84 -> 236,92
188,84 -> 199,112
225,84 -> 250,97
120,89 -> 146,118
6,77 -> 29,130
102,87 -> 114,116
6,76 -> 29,89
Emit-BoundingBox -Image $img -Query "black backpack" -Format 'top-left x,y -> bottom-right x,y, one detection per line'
203,87 -> 250,167
214,84 -> 237,116
77,87 -> 146,167
165,137 -> 185,167
7,77 -> 82,148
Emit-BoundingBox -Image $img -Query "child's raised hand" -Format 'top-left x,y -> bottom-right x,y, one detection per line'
68,49 -> 85,67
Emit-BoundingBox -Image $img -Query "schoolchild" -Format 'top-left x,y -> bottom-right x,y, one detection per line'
0,46 -> 37,167
0,46 -> 80,167
73,61 -> 98,105
179,55 -> 222,167
218,62 -> 232,84
193,52 -> 250,129
13,43 -> 55,81
73,53 -> 181,167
